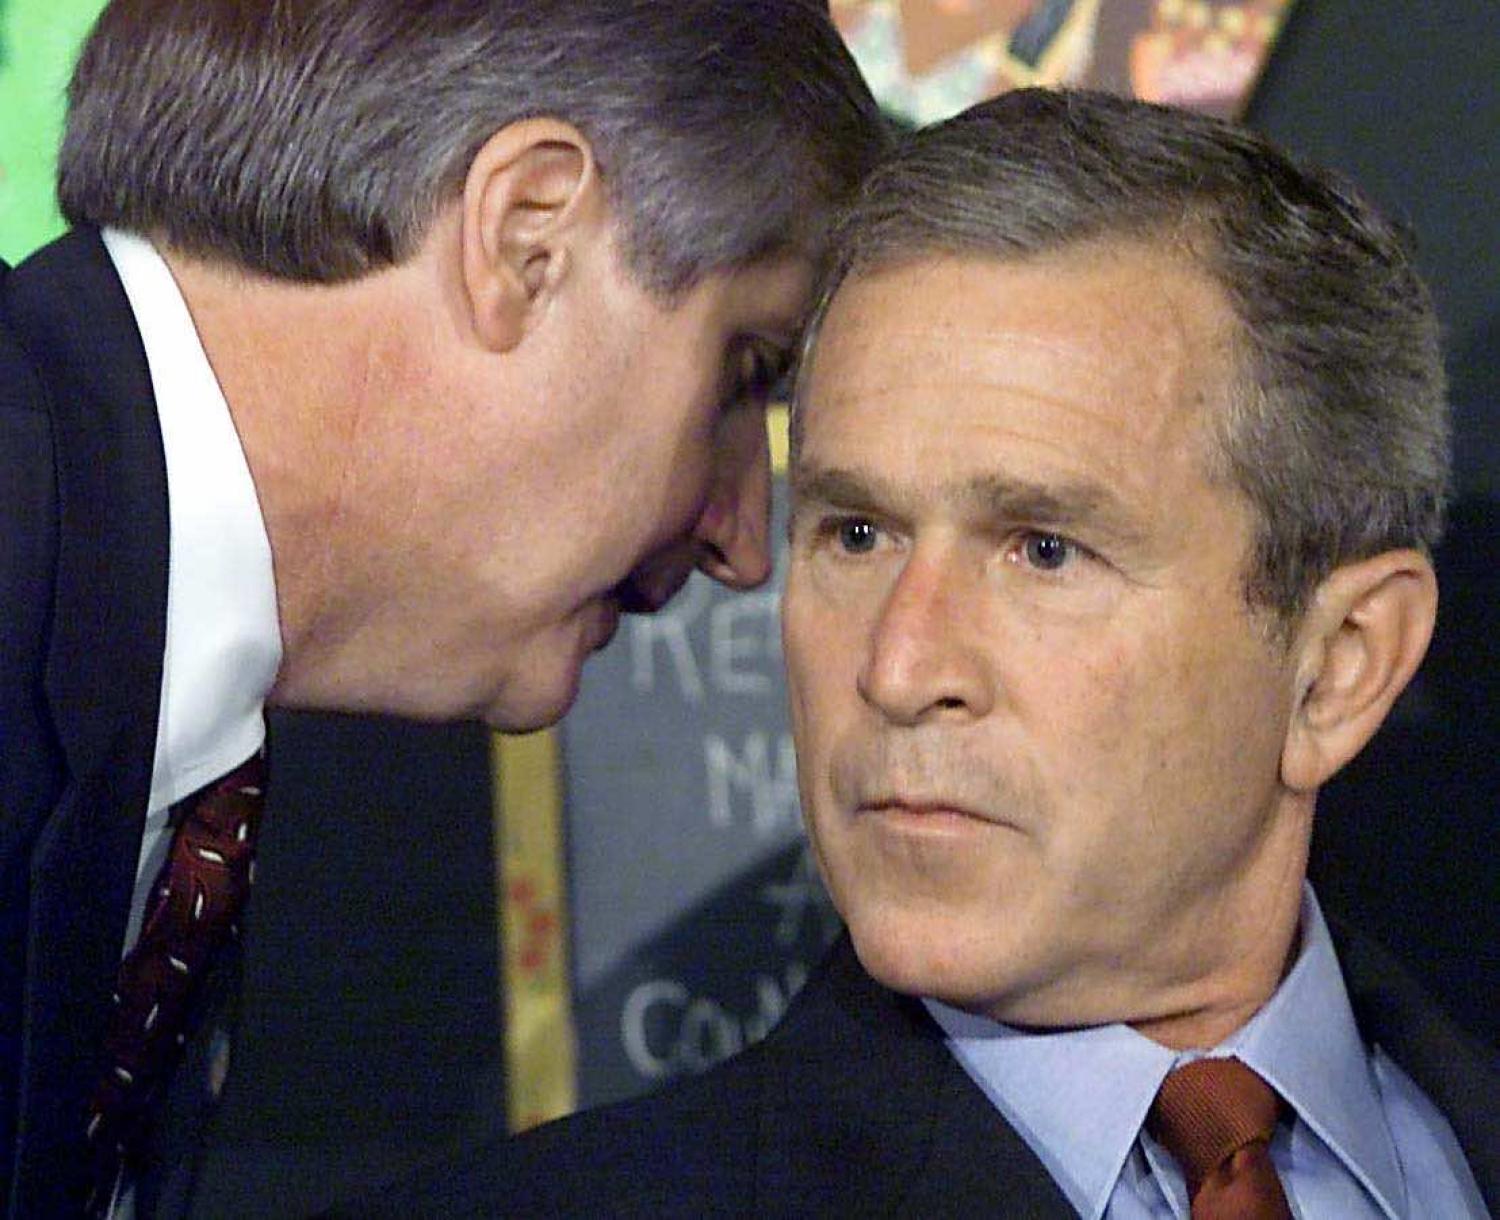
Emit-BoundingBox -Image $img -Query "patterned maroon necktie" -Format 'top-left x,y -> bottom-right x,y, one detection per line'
1147,1057 -> 1293,1219
84,750 -> 267,1215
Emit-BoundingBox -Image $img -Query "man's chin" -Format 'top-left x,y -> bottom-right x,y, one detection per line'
480,661 -> 586,734
845,905 -> 1017,1009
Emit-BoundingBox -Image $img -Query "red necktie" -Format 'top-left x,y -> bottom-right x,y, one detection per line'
84,750 -> 267,1214
1148,1057 -> 1293,1220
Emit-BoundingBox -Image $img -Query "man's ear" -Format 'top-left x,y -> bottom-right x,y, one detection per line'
459,118 -> 603,352
1281,549 -> 1437,793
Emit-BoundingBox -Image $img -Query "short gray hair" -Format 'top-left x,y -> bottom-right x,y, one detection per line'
795,88 -> 1449,621
59,0 -> 886,294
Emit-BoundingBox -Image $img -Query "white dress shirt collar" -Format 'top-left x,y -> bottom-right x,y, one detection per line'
926,1002 -> 1173,1219
101,228 -> 282,814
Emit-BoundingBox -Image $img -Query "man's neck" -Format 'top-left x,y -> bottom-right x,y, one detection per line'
1128,843 -> 1310,1050
161,246 -> 429,700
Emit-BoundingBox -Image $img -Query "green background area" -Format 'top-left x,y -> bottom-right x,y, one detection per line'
0,0 -> 103,264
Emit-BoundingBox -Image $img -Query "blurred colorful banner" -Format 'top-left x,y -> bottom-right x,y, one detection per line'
0,1 -> 1296,266
0,0 -> 102,263
833,0 -> 1294,125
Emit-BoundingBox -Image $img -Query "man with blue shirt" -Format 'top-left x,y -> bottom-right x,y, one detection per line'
384,88 -> 1498,1217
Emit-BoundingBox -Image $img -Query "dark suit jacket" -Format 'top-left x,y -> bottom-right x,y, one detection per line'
362,931 -> 1500,1217
1,231 -> 496,1220
1,227 -> 171,1217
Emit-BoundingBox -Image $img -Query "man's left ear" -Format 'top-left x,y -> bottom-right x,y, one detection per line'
457,117 -> 605,353
1282,549 -> 1438,793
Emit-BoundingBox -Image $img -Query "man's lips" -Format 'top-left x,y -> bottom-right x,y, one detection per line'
857,797 -> 1003,827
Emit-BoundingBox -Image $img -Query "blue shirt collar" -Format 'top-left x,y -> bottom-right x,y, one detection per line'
924,886 -> 1405,1220
923,1005 -> 1173,1219
1225,887 -> 1405,1216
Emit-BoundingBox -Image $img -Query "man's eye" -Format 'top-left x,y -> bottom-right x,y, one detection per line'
1022,532 -> 1073,571
838,519 -> 880,554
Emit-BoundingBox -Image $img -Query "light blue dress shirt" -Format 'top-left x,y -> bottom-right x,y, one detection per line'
925,888 -> 1489,1219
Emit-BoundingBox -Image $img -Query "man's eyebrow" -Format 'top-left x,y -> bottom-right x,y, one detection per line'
790,464 -> 1149,546
961,474 -> 1129,530
789,465 -> 890,511
957,474 -> 1153,549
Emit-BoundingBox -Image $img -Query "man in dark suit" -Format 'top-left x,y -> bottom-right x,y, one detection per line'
378,89 -> 1498,1216
0,2 -> 884,1215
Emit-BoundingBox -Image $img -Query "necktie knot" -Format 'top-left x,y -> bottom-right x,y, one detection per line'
1148,1057 -> 1291,1219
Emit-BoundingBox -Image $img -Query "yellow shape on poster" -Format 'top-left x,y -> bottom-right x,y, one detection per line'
496,406 -> 790,1129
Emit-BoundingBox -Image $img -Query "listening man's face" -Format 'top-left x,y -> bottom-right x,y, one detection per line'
783,243 -> 1309,1034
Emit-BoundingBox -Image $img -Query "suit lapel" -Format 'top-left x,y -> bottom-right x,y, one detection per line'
4,227 -> 169,1214
754,936 -> 1074,1216
897,1057 -> 1081,1217
1332,923 -> 1500,1213
10,228 -> 169,784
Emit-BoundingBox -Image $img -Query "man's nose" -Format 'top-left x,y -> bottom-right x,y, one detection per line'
857,548 -> 994,725
693,406 -> 773,590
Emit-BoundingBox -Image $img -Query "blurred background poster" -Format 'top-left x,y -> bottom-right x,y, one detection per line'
831,0 -> 1294,124
0,0 -> 101,262
552,424 -> 839,1118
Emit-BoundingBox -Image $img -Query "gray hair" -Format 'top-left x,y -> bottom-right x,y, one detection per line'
59,0 -> 886,294
794,88 -> 1449,621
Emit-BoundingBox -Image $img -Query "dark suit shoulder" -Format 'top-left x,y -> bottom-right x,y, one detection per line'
0,242 -> 68,1219
344,939 -> 1074,1218
1333,923 -> 1500,1210
0,274 -> 50,421
0,226 -> 169,1219
343,991 -> 788,1217
0,246 -> 63,780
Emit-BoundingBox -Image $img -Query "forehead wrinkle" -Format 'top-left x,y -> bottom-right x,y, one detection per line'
820,252 -> 1227,433
796,253 -> 1238,543
793,367 -> 1172,529
849,322 -> 1129,380
808,337 -> 1186,455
